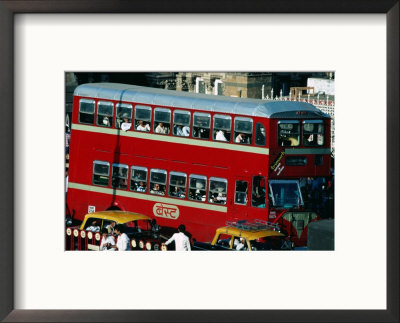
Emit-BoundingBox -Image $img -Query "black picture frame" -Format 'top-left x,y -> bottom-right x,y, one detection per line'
0,1 -> 398,322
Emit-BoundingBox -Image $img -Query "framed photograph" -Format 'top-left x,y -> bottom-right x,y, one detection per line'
1,1 -> 398,322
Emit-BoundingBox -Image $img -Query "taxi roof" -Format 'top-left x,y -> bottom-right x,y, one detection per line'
215,225 -> 284,240
82,211 -> 150,224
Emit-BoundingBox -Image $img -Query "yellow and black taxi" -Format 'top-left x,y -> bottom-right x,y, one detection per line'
193,219 -> 291,251
68,210 -> 172,251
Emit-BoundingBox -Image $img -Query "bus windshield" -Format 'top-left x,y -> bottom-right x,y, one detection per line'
269,180 -> 303,208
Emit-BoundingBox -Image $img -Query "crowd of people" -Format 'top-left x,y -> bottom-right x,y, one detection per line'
84,220 -> 191,251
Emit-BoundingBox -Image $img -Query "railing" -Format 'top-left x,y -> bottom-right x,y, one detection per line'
65,228 -> 166,251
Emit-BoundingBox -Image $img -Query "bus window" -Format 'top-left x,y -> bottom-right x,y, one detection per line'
135,105 -> 152,132
255,123 -> 266,146
269,179 -> 303,208
188,175 -> 207,202
169,172 -> 187,199
173,110 -> 190,137
149,169 -> 167,195
96,101 -> 113,127
303,120 -> 324,146
111,164 -> 129,190
115,103 -> 132,129
193,113 -> 211,140
130,166 -> 148,193
92,161 -> 110,187
153,108 -> 171,135
278,120 -> 300,147
209,177 -> 227,205
234,117 -> 253,145
234,180 -> 248,205
251,176 -> 266,208
213,114 -> 231,142
79,99 -> 95,124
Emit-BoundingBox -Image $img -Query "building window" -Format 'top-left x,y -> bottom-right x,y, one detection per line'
234,117 -> 253,145
209,177 -> 227,205
188,175 -> 207,202
153,108 -> 171,135
173,110 -> 191,137
213,114 -> 231,142
130,166 -> 148,193
169,172 -> 187,199
234,180 -> 248,205
149,169 -> 167,195
195,77 -> 205,93
193,112 -> 211,140
278,120 -> 300,147
214,80 -> 223,95
92,161 -> 110,187
255,123 -> 266,146
79,99 -> 95,124
111,163 -> 129,190
115,103 -> 133,129
134,105 -> 152,132
96,101 -> 113,127
303,120 -> 325,146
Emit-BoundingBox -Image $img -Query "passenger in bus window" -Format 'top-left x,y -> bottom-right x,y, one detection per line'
151,183 -> 165,195
102,116 -> 111,127
136,181 -> 146,193
137,120 -> 150,132
235,133 -> 246,144
155,122 -> 168,134
121,117 -> 131,131
215,130 -> 228,142
175,125 -> 190,137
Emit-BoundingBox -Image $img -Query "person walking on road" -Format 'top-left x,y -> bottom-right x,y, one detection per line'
164,224 -> 191,251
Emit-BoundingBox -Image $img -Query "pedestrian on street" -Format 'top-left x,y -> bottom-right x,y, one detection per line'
110,224 -> 130,251
164,224 -> 191,251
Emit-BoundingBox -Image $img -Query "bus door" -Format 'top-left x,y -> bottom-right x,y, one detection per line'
232,177 -> 251,219
249,175 -> 269,220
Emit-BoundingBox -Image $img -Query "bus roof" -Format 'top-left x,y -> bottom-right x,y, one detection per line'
74,83 -> 329,119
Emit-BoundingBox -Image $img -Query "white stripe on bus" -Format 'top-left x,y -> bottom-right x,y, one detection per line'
68,182 -> 227,213
72,123 -> 270,155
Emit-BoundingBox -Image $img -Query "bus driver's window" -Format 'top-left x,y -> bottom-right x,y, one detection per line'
115,103 -> 132,129
96,101 -> 113,127
79,99 -> 95,125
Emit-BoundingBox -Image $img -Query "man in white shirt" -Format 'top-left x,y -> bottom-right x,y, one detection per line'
164,224 -> 191,251
110,224 -> 130,251
137,120 -> 150,131
85,220 -> 101,232
100,228 -> 116,251
235,133 -> 246,143
182,126 -> 190,136
216,130 -> 228,141
155,122 -> 167,134
121,118 -> 131,131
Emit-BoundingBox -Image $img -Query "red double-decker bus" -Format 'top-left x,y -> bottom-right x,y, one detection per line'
66,83 -> 332,246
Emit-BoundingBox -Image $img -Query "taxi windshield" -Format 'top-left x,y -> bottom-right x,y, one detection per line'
269,179 -> 304,208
